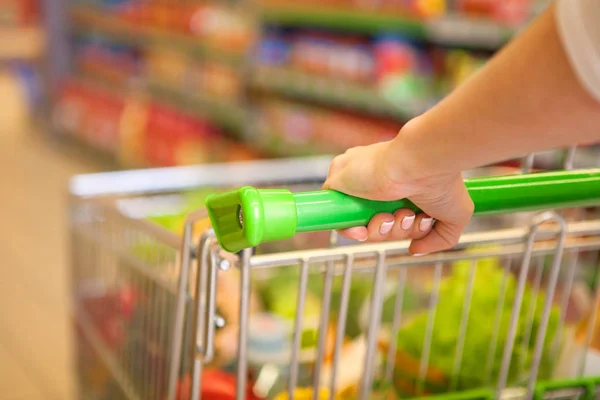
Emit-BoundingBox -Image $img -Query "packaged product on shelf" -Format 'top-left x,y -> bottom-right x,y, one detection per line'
186,5 -> 255,53
144,46 -> 189,89
379,0 -> 447,18
260,0 -> 445,18
143,103 -> 221,167
53,81 -> 125,153
201,62 -> 242,101
75,36 -> 142,83
53,82 -> 88,135
312,110 -> 400,152
257,97 -> 401,156
258,30 -> 291,67
290,32 -> 375,83
82,91 -> 125,153
442,49 -> 488,92
373,35 -> 433,105
456,0 -> 531,25
0,0 -> 39,26
219,141 -> 265,163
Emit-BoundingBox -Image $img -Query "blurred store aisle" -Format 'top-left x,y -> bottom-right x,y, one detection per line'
0,71 -> 100,400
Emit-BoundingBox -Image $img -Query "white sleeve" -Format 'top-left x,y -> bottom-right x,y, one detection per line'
556,0 -> 600,102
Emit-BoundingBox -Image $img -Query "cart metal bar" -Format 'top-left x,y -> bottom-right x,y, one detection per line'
527,216 -> 567,395
359,251 -> 387,400
579,265 -> 600,378
190,236 -> 212,400
77,307 -> 142,400
385,267 -> 408,381
71,197 -> 182,249
552,251 -> 579,360
497,212 -> 566,396
236,248 -> 253,400
450,259 -> 477,391
167,221 -> 194,400
564,146 -> 577,170
248,219 -> 600,268
484,259 -> 512,385
312,258 -> 335,399
520,257 -> 544,376
69,156 -> 332,197
418,261 -> 443,395
74,223 -> 177,295
288,259 -> 310,398
328,255 -> 353,399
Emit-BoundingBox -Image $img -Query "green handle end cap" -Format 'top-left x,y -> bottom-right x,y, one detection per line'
206,187 -> 298,253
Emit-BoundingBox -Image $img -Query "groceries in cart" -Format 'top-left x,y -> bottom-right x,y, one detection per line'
115,168 -> 600,399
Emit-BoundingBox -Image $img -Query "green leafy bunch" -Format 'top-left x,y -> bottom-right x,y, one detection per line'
259,267 -> 376,339
395,254 -> 560,394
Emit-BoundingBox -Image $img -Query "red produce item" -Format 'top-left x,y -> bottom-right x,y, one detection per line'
174,370 -> 262,400
117,284 -> 137,322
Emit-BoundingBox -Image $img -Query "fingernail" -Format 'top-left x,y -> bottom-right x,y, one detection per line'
357,236 -> 368,242
401,215 -> 415,230
419,218 -> 433,232
380,221 -> 394,235
413,253 -> 427,257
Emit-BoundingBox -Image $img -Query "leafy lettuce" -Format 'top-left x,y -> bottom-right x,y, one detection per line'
394,255 -> 560,395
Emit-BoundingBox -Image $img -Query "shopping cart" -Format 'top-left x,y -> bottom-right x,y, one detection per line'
69,151 -> 600,400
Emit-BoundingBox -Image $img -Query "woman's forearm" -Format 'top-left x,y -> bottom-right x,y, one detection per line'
386,5 -> 600,181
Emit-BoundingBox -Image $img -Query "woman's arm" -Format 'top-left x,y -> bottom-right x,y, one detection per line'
324,3 -> 600,254
386,4 -> 600,182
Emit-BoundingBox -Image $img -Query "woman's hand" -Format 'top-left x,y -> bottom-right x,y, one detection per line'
322,140 -> 474,255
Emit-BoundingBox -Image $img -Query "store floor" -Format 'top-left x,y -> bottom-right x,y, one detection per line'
0,72 -> 100,400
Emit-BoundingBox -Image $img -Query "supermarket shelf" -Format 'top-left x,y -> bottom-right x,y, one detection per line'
75,70 -> 247,135
261,5 -> 426,39
51,128 -> 127,170
69,4 -> 244,65
145,80 -> 247,135
260,5 -> 519,49
251,66 -> 431,120
0,26 -> 45,60
425,14 -> 520,49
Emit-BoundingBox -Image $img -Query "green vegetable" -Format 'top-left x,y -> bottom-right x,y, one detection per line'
395,253 -> 560,395
147,188 -> 219,233
258,268 -> 376,339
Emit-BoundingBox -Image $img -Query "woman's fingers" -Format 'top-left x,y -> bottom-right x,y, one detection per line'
338,209 -> 437,244
387,210 -> 417,241
409,181 -> 474,255
337,226 -> 368,241
406,213 -> 434,240
409,221 -> 460,255
365,213 -> 396,242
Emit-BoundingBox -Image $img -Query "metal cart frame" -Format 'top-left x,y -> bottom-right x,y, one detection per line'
69,155 -> 600,400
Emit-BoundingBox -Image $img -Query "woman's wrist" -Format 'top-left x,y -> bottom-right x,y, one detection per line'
383,116 -> 456,184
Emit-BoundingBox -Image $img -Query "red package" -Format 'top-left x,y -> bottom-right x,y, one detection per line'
174,370 -> 262,400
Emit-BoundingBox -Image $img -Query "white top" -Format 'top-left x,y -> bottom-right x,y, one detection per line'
556,0 -> 600,102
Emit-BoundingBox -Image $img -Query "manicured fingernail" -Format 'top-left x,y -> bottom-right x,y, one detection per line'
419,218 -> 433,232
380,221 -> 394,235
401,215 -> 415,230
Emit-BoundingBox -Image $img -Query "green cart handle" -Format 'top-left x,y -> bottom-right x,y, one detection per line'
205,169 -> 600,253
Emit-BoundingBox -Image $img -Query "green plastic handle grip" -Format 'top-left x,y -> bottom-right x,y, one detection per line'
205,169 -> 600,253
